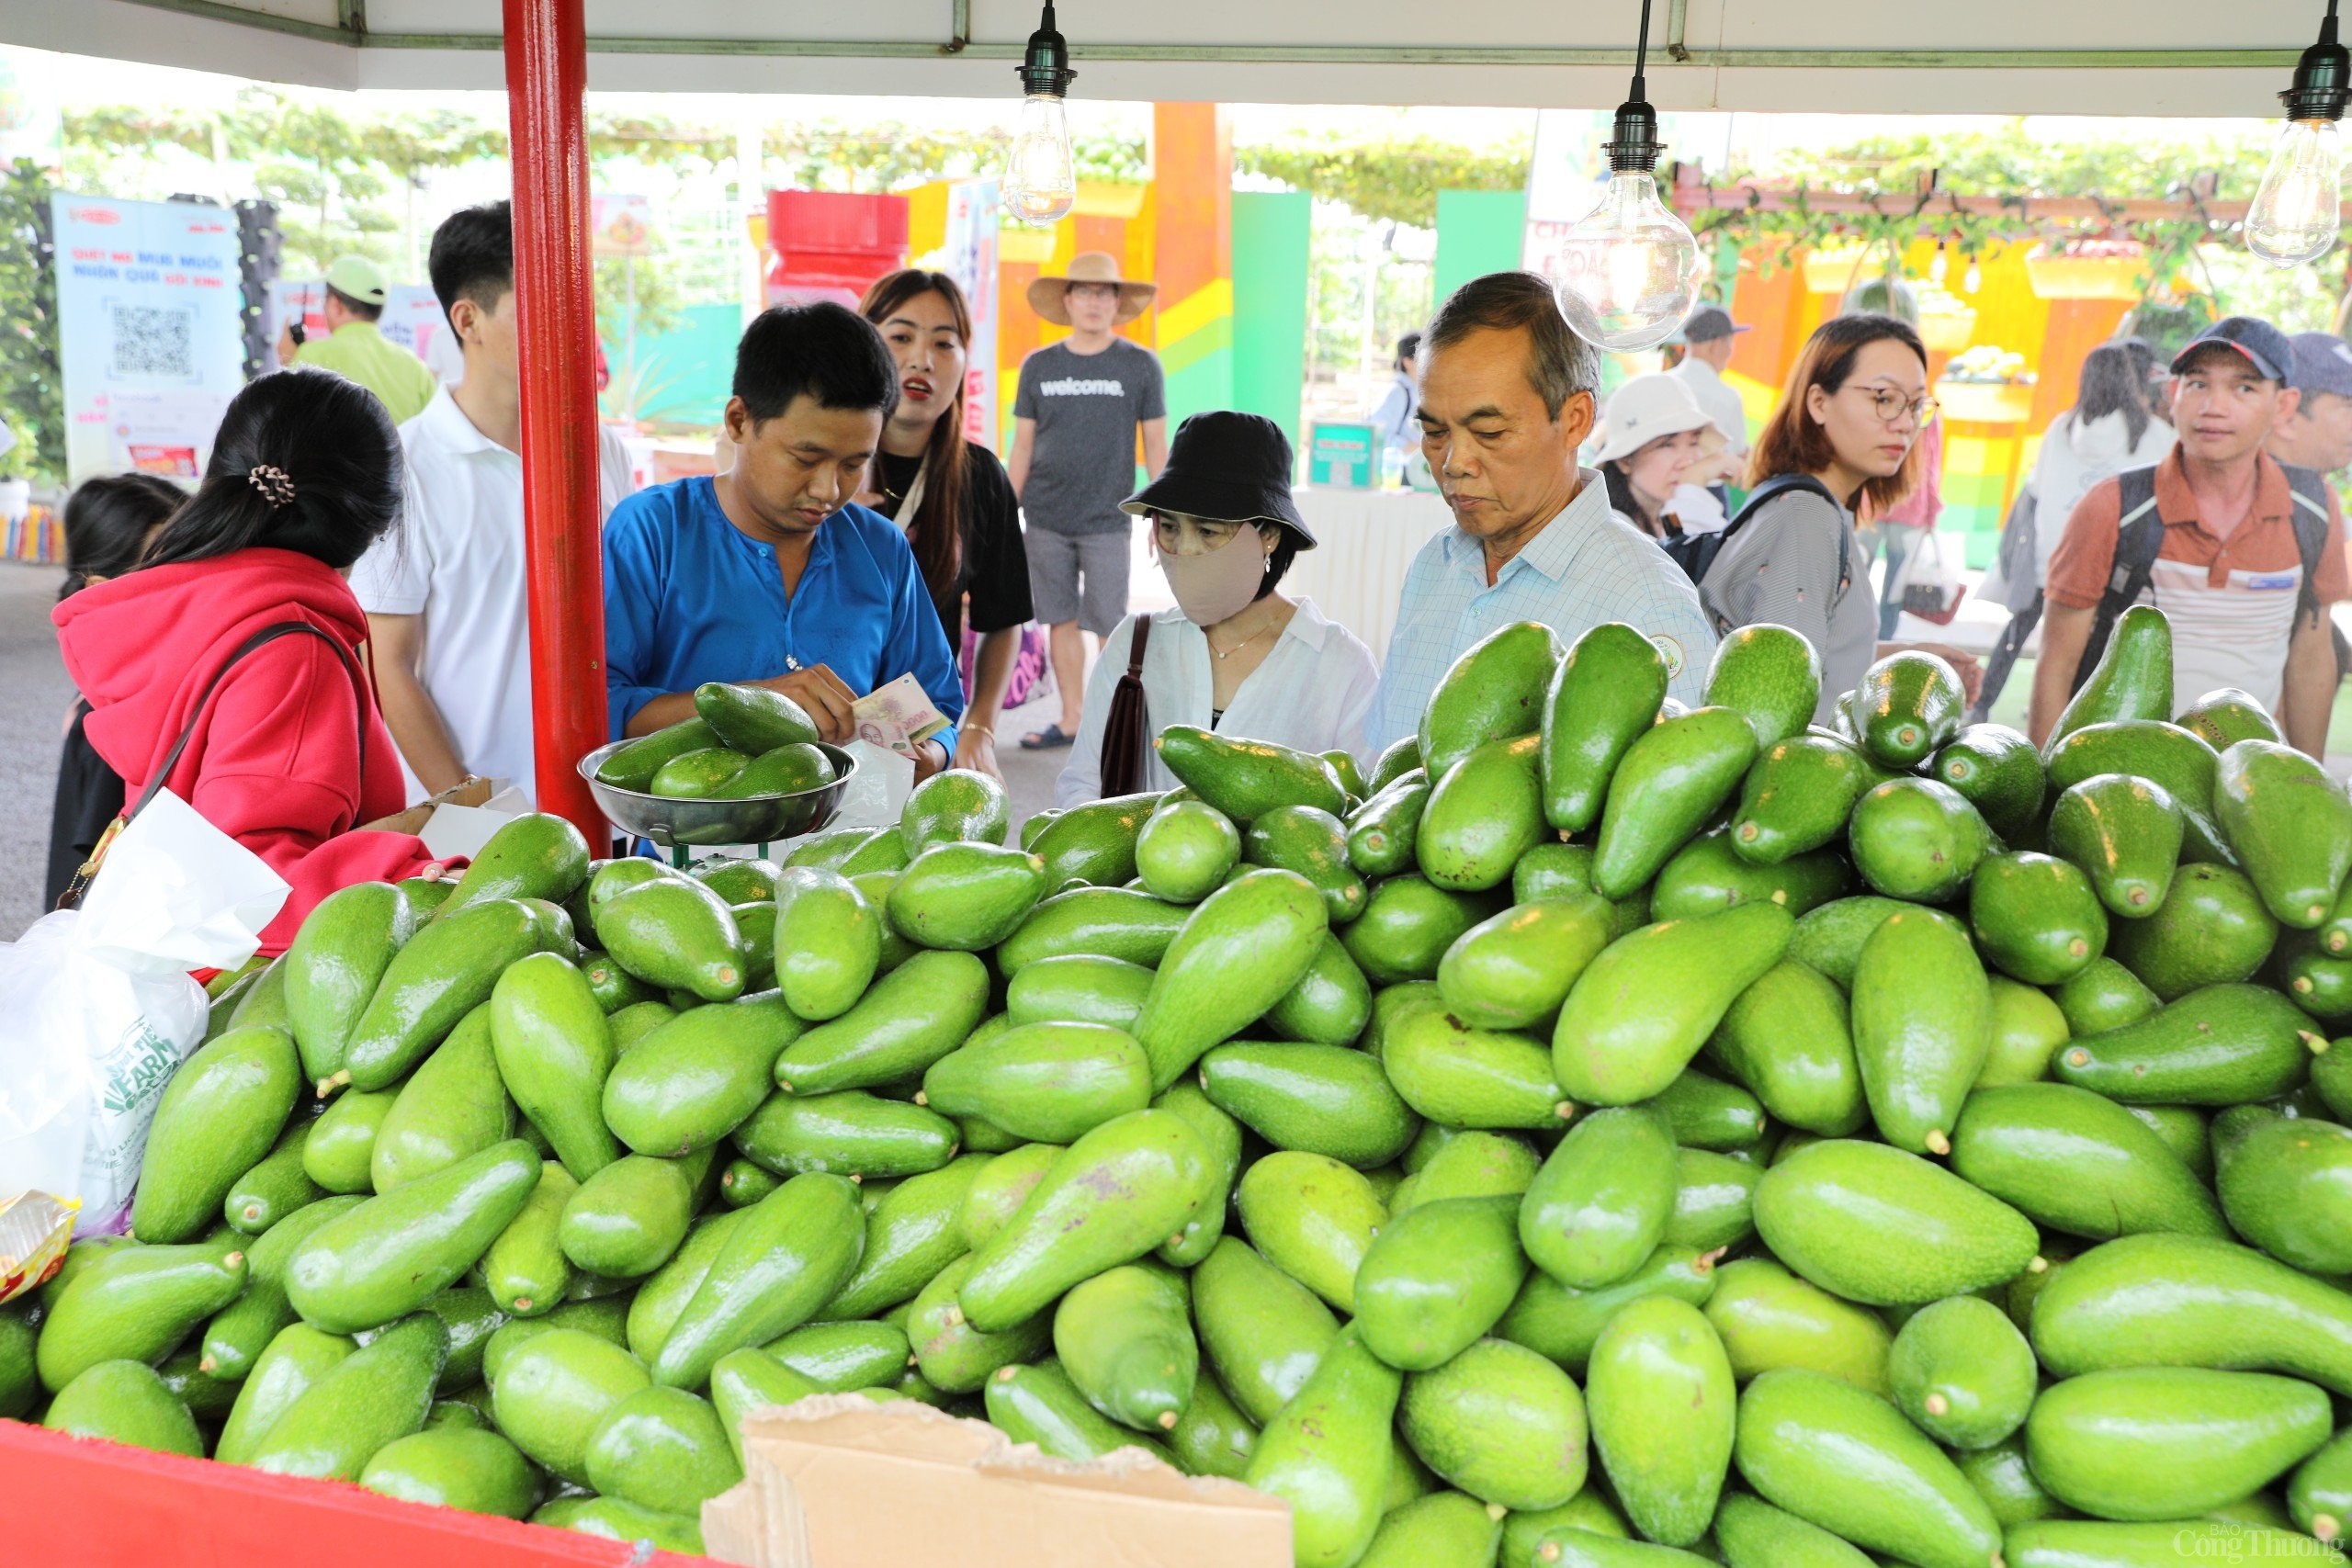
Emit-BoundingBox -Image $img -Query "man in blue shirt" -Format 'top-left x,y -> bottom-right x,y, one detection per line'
605,303 -> 965,781
1362,272 -> 1716,755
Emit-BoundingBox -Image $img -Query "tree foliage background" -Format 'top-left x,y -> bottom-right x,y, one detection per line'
0,159 -> 62,481
18,96 -> 2346,461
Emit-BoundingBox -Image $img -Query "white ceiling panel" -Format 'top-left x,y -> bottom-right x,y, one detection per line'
0,0 -> 2326,115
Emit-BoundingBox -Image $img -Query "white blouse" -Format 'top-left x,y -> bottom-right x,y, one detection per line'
1055,596 -> 1383,807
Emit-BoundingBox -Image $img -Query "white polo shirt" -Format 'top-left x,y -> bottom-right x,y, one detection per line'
1670,357 -> 1750,454
351,387 -> 637,803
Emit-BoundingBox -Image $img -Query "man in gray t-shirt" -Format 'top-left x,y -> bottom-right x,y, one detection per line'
1009,252 -> 1169,750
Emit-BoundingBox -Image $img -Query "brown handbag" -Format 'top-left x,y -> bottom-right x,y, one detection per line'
1097,615 -> 1153,796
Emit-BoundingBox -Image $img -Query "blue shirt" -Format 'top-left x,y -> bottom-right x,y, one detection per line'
603,477 -> 966,750
1361,468 -> 1717,754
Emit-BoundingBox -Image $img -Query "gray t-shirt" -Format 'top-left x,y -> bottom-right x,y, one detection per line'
1699,487 -> 1878,721
1014,338 -> 1166,536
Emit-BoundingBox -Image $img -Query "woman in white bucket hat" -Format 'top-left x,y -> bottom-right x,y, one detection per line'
1593,373 -> 1728,540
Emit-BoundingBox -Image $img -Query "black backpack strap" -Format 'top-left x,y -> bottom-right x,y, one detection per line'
1740,473 -> 1849,595
1683,473 -> 1847,630
1724,472 -> 1840,536
2073,467 -> 2166,690
2281,462 -> 2334,626
128,620 -> 368,823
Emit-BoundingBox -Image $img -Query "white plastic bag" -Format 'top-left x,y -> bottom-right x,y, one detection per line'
0,790 -> 288,1235
820,739 -> 915,836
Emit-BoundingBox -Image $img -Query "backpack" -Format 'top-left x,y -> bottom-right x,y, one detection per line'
1667,474 -> 1851,635
2070,461 -> 2335,690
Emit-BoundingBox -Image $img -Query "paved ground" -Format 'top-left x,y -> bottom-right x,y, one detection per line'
0,562 -> 74,941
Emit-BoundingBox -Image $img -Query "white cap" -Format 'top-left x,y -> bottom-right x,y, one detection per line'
1592,374 -> 1727,467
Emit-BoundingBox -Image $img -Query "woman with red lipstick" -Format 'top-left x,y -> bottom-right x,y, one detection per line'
1697,313 -> 1978,716
859,270 -> 1032,783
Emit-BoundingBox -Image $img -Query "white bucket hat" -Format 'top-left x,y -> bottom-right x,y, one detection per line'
1593,374 -> 1727,467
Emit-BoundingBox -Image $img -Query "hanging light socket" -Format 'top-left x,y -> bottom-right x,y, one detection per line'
1017,2 -> 1078,101
2281,4 -> 2350,124
1003,3 -> 1080,226
1602,96 -> 1664,179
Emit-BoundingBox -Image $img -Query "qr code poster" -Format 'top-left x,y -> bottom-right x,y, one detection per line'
52,194 -> 247,484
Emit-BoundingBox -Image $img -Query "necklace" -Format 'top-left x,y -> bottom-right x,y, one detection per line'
1209,613 -> 1277,662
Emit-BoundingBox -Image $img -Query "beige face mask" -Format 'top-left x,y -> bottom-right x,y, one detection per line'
1156,522 -> 1270,627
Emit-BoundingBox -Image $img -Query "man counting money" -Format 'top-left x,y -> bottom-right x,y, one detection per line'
604,303 -> 966,780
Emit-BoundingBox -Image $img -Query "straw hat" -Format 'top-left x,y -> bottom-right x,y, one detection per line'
1026,252 -> 1158,326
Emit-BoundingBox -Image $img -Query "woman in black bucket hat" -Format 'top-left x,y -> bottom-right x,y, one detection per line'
1056,410 -> 1380,804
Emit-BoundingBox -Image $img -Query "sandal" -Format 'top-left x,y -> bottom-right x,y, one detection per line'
1020,724 -> 1077,750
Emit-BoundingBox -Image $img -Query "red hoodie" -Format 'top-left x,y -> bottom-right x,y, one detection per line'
54,547 -> 437,953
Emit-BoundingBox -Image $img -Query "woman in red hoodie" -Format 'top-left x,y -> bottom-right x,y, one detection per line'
54,367 -> 440,952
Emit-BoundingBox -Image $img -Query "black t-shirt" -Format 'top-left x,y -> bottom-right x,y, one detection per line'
872,442 -> 1034,649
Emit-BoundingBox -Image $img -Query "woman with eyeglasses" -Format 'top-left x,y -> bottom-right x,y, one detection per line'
1697,312 -> 1980,716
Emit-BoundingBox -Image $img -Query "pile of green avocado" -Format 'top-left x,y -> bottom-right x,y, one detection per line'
11,601 -> 2352,1568
596,681 -> 839,800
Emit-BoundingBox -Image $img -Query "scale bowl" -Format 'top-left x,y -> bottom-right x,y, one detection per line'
577,740 -> 858,848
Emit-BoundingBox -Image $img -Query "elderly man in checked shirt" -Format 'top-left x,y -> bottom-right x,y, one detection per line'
1361,272 -> 1718,756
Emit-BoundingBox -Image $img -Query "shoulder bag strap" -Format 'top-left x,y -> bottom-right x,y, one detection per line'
128,621 -> 368,822
61,621 -> 367,911
1096,616 -> 1154,798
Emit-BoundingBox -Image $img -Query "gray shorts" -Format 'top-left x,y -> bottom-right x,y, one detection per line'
1024,525 -> 1131,637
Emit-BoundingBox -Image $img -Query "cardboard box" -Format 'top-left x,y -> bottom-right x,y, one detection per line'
357,777 -> 535,863
702,1396 -> 1290,1568
359,775 -> 494,838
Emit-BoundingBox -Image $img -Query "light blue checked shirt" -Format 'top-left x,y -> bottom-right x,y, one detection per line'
1362,468 -> 1717,754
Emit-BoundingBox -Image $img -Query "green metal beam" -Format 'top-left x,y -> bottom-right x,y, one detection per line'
119,0 -> 351,45
107,1 -> 2305,71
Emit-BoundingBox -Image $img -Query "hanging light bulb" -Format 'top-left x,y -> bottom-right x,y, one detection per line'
1551,0 -> 1703,353
1964,262 -> 1983,295
1930,242 -> 1950,284
1003,4 -> 1079,226
2248,2 -> 2349,266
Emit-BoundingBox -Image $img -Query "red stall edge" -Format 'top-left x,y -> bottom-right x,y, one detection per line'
0,1419 -> 709,1567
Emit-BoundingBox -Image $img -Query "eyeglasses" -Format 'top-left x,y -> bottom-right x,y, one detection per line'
1849,385 -> 1939,425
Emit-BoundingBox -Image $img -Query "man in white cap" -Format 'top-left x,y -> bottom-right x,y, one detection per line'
277,254 -> 438,424
1009,252 -> 1169,750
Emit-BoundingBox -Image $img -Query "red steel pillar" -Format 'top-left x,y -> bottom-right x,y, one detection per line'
502,0 -> 605,839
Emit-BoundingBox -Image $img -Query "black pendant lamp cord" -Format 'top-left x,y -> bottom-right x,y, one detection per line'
1605,0 -> 1664,175
1632,0 -> 1652,104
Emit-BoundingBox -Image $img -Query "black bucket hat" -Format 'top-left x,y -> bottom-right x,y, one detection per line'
1119,410 -> 1316,548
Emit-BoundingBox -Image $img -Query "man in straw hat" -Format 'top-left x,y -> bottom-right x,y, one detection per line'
1009,252 -> 1168,750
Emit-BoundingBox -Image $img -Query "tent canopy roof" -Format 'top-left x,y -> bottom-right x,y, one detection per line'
0,0 -> 2328,116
